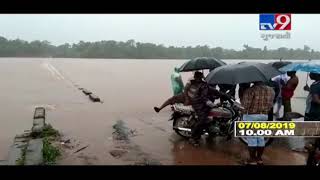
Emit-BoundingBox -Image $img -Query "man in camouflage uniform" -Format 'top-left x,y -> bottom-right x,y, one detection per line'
185,71 -> 215,146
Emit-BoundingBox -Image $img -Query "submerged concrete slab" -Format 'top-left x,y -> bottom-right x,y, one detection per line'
15,132 -> 31,139
7,139 -> 28,165
25,138 -> 43,165
0,160 -> 7,165
34,107 -> 45,119
89,94 -> 100,102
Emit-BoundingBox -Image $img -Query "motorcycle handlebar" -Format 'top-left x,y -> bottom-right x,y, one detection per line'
216,91 -> 235,104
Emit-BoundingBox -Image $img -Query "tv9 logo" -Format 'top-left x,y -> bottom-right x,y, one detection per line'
259,14 -> 291,30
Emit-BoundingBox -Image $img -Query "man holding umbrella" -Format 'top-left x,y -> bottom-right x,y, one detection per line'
206,62 -> 280,165
241,81 -> 275,165
154,57 -> 226,113
304,72 -> 320,121
186,71 -> 217,147
303,72 -> 320,165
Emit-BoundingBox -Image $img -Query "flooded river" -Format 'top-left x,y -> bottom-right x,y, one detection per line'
0,58 -> 313,165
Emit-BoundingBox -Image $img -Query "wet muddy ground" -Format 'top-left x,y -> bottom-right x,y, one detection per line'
0,58 -> 312,165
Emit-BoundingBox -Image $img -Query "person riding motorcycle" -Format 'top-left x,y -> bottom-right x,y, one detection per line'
185,71 -> 217,146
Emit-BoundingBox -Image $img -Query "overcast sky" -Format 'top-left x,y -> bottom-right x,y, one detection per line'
0,14 -> 318,50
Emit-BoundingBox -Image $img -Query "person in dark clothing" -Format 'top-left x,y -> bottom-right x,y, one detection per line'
267,79 -> 281,121
303,72 -> 320,161
154,74 -> 220,114
304,72 -> 320,121
187,71 -> 216,147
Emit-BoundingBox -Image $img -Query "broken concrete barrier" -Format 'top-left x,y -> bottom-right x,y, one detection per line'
82,89 -> 92,95
34,107 -> 45,119
25,138 -> 43,165
89,94 -> 100,102
32,108 -> 46,136
32,118 -> 45,136
33,118 -> 45,127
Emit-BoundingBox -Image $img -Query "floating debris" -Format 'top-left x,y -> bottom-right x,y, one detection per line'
89,94 -> 101,102
74,145 -> 89,154
82,89 -> 92,95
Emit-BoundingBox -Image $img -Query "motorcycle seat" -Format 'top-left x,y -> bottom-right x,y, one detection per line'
173,103 -> 195,113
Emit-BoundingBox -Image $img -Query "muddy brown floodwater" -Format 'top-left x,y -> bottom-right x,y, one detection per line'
0,58 -> 312,165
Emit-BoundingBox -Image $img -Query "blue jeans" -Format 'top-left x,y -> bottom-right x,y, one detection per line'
243,114 -> 268,147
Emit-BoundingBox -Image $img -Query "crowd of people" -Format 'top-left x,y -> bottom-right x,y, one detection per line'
154,67 -> 320,165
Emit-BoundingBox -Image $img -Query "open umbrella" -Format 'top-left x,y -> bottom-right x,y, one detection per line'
269,61 -> 292,70
178,57 -> 226,72
279,61 -> 320,86
205,62 -> 282,85
279,61 -> 320,73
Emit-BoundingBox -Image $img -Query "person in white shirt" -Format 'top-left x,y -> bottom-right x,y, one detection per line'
271,73 -> 290,118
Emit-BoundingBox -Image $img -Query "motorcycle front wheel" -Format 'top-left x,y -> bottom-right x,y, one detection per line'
173,116 -> 193,139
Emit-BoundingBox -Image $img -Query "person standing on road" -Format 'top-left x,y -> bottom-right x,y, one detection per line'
267,78 -> 281,121
271,73 -> 289,118
303,72 -> 320,165
281,71 -> 299,120
171,67 -> 184,96
304,72 -> 320,121
241,81 -> 275,165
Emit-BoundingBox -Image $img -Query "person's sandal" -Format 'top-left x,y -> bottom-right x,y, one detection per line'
257,160 -> 264,166
244,159 -> 257,166
189,138 -> 200,147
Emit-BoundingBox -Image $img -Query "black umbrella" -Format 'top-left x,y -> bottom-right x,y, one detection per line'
178,57 -> 226,72
269,61 -> 292,69
205,62 -> 282,85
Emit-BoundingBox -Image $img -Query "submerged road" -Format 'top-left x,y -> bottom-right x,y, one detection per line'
0,58 -> 308,165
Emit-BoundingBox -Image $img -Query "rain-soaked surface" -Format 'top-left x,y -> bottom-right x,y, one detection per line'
0,58 -> 313,165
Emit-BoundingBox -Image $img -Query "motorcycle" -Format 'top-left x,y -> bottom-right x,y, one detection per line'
169,93 -> 274,146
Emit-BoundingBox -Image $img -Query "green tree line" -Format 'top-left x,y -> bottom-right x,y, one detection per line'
0,36 -> 318,59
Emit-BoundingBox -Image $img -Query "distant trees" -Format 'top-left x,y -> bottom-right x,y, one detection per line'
0,36 -> 318,60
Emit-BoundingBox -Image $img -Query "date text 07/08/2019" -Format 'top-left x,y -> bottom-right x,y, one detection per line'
235,121 -> 320,137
